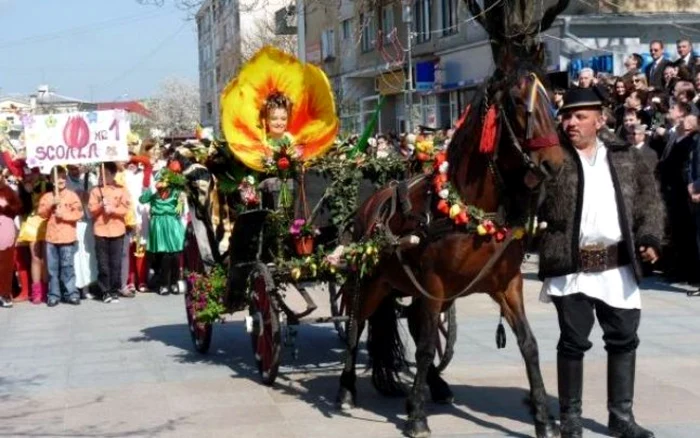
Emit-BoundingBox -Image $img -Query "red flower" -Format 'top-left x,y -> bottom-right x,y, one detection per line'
416,152 -> 431,162
483,219 -> 496,235
277,157 -> 290,170
495,230 -> 506,242
437,199 -> 450,215
455,211 -> 469,225
167,160 -> 182,173
433,151 -> 447,170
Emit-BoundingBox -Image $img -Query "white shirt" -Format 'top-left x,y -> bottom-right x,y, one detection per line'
540,142 -> 641,309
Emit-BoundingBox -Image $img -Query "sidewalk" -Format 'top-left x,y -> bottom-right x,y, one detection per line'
1,263 -> 699,437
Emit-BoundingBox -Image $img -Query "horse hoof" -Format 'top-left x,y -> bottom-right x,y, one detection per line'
405,418 -> 431,438
336,387 -> 356,411
430,382 -> 454,405
535,420 -> 560,438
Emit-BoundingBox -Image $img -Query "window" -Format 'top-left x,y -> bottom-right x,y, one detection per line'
382,5 -> 395,42
440,0 -> 457,36
413,0 -> 431,44
360,13 -> 376,52
342,19 -> 351,40
207,102 -> 213,116
321,29 -> 336,60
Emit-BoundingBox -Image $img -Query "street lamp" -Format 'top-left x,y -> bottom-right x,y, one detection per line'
403,2 -> 414,134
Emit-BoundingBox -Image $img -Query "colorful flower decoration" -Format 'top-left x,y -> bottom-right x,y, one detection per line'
220,46 -> 339,172
432,150 -> 525,243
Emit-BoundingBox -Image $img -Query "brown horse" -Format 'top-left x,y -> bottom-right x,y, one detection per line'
334,45 -> 567,438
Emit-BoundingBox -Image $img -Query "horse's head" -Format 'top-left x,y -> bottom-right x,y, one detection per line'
447,47 -> 566,216
486,57 -> 566,189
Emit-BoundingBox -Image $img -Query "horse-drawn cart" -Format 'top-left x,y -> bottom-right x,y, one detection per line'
181,161 -> 458,385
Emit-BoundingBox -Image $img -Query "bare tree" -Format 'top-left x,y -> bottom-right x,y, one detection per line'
241,15 -> 297,61
144,77 -> 201,136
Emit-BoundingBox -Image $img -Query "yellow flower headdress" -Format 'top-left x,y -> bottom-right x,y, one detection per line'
220,46 -> 339,171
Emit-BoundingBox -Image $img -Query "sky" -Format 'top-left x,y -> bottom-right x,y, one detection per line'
0,0 -> 199,102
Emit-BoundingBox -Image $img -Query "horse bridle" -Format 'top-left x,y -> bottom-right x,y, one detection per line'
492,72 -> 559,184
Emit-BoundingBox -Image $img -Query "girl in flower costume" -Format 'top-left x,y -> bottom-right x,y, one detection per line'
139,161 -> 186,296
220,46 -> 339,176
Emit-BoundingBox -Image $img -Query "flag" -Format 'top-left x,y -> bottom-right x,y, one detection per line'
348,95 -> 386,158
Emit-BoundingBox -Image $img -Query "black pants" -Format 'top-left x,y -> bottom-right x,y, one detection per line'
551,293 -> 640,360
157,252 -> 181,289
95,235 -> 124,297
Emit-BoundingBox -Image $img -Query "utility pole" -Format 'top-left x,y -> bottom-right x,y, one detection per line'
297,0 -> 306,63
403,2 -> 414,134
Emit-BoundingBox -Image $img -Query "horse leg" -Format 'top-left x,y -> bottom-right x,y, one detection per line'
405,281 -> 442,438
336,275 -> 392,409
495,274 -> 559,438
407,299 -> 454,404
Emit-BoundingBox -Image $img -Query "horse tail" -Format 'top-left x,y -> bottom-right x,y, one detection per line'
367,295 -> 407,397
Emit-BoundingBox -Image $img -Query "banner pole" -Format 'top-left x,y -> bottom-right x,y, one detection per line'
53,166 -> 58,198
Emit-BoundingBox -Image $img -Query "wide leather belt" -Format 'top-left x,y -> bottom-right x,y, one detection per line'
579,241 -> 630,273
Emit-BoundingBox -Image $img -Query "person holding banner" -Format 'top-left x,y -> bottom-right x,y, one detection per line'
88,162 -> 131,304
37,166 -> 84,306
0,170 -> 23,308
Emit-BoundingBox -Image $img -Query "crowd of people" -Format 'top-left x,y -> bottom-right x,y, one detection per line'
0,140 -> 188,308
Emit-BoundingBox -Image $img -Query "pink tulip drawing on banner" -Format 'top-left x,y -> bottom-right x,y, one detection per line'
63,116 -> 90,149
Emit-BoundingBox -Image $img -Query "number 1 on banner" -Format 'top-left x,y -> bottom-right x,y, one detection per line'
109,119 -> 120,141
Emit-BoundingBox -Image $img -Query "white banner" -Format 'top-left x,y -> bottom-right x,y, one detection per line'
25,110 -> 130,168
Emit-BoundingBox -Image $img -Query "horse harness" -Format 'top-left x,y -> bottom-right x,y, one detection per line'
372,73 -> 558,303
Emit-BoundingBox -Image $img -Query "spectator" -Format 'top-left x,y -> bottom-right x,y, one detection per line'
552,88 -> 565,111
577,68 -> 595,88
658,107 -> 698,283
632,73 -> 649,92
37,167 -> 84,307
663,64 -> 679,93
626,123 -> 658,171
89,162 -> 131,304
623,53 -> 644,78
646,40 -> 671,90
625,90 -> 652,127
65,165 -> 98,299
0,171 -> 22,308
617,108 -> 642,138
676,38 -> 697,76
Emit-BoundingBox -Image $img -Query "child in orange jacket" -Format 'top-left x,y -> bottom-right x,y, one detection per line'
37,166 -> 84,307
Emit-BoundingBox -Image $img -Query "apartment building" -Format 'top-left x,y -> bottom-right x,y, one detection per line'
304,0 -> 700,134
196,0 -> 242,131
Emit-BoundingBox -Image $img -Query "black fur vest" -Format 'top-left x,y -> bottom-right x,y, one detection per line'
537,130 -> 665,282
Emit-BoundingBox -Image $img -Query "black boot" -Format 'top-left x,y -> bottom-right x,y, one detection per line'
558,354 -> 583,438
607,351 -> 655,438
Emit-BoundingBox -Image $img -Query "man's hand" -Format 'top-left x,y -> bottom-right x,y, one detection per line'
639,246 -> 659,264
689,183 -> 696,196
692,193 -> 700,203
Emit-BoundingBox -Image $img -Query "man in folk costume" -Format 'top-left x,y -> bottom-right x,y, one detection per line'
537,88 -> 663,438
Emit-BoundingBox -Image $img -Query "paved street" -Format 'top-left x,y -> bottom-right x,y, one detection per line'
2,258 -> 700,438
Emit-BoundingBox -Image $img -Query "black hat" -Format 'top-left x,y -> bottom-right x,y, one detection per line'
559,87 -> 604,112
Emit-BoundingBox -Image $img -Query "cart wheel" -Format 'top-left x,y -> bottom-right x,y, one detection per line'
434,304 -> 457,372
185,286 -> 213,354
328,281 -> 348,342
248,263 -> 281,386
